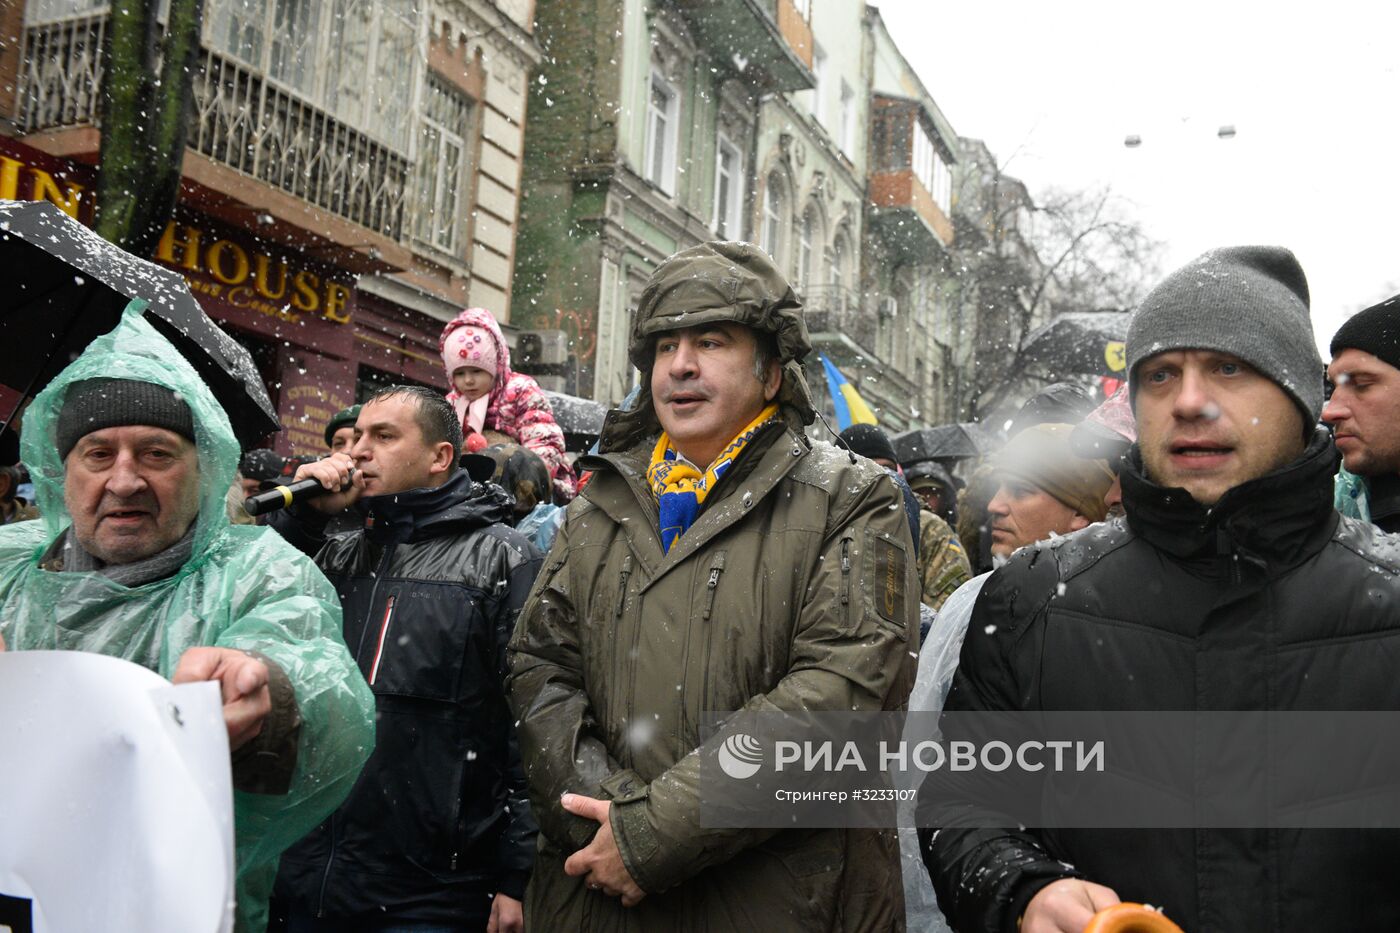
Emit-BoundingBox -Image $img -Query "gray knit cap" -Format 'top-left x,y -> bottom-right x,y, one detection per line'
1126,246 -> 1323,423
57,378 -> 195,458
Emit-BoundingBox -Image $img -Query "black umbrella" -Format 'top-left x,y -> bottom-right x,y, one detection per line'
1020,311 -> 1133,378
0,199 -> 279,448
893,423 -> 989,464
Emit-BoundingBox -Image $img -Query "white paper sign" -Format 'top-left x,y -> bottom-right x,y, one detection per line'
0,651 -> 234,933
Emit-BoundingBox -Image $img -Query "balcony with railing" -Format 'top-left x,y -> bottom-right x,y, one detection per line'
801,284 -> 877,358
867,96 -> 955,261
803,283 -> 922,429
15,12 -> 409,242
671,0 -> 813,93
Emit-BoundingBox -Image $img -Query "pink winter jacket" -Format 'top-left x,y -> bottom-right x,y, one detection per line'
440,308 -> 578,502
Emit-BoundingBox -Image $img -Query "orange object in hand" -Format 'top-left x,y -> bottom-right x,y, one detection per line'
1084,903 -> 1185,933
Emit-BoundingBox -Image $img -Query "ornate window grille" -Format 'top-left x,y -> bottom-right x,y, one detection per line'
14,2 -> 427,243
412,74 -> 472,255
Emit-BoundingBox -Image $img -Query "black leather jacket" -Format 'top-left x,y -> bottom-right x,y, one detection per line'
274,471 -> 541,924
922,431 -> 1400,933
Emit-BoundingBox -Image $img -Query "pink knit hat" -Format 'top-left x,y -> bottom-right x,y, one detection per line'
442,324 -> 499,377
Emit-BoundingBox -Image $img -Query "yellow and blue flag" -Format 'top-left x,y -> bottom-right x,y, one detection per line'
818,354 -> 878,430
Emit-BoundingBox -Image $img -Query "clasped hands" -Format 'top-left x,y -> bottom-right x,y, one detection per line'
561,793 -> 646,907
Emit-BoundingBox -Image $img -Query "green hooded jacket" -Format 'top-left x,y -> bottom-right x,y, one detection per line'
507,243 -> 917,931
0,304 -> 375,933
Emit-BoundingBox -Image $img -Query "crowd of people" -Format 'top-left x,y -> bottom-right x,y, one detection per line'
3,237 -> 1400,932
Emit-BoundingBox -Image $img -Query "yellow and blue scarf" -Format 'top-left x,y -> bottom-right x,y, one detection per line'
647,404 -> 779,553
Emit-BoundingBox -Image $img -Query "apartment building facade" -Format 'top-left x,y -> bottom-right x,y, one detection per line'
512,0 -> 977,433
0,0 -> 541,456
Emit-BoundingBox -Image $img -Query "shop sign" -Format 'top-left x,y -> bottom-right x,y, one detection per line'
0,141 -> 354,329
156,221 -> 351,326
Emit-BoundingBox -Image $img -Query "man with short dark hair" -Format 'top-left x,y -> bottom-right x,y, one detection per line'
922,247 -> 1400,932
273,384 -> 539,933
0,309 -> 373,933
508,241 -> 916,930
1323,293 -> 1400,531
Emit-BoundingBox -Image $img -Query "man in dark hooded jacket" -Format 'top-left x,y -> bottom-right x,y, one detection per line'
272,385 -> 539,933
922,247 -> 1400,933
1322,293 -> 1400,531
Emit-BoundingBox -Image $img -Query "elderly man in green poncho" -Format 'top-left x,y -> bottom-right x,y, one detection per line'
0,304 -> 375,933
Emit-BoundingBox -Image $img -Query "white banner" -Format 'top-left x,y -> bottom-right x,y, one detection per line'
0,651 -> 234,933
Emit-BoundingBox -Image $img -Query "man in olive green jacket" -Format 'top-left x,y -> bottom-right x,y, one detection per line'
507,241 -> 918,931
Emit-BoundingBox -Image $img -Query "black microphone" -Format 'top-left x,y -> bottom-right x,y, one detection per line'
243,470 -> 356,517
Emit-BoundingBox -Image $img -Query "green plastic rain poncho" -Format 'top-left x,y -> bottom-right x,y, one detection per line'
0,304 -> 375,932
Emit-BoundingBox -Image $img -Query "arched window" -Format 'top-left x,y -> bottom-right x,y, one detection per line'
762,175 -> 785,260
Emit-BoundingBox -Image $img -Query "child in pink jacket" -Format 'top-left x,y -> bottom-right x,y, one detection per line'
439,308 -> 577,502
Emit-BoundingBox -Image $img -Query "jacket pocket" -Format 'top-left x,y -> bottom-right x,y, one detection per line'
365,579 -> 489,701
340,710 -> 473,873
857,527 -> 910,641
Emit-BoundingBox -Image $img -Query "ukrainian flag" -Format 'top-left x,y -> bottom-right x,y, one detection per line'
818,354 -> 878,430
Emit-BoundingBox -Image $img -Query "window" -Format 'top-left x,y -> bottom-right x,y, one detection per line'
913,119 -> 953,214
831,234 -> 848,305
762,175 -> 785,260
799,206 -> 819,289
413,74 -> 472,253
811,44 -> 828,126
645,71 -> 679,194
206,0 -> 419,150
839,80 -> 856,155
713,136 -> 744,239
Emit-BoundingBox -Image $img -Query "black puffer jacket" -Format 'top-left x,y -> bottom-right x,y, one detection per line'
274,471 -> 540,924
922,430 -> 1400,933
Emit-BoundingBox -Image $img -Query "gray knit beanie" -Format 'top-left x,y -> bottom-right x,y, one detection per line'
1126,246 -> 1323,423
57,378 -> 196,458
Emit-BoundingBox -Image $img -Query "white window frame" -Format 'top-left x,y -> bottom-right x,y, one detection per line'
831,234 -> 847,304
762,176 -> 784,260
932,148 -> 952,214
839,79 -> 856,156
644,71 -> 680,195
913,118 -> 953,214
413,73 -> 471,254
811,44 -> 828,127
205,0 -> 419,152
713,134 -> 744,239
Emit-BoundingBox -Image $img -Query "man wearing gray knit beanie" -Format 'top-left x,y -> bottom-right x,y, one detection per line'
1125,244 -> 1323,506
921,247 -> 1400,933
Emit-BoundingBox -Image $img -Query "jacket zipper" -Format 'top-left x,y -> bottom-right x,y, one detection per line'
614,554 -> 634,619
839,538 -> 852,607
320,543 -> 396,918
699,553 -> 726,718
623,551 -> 644,768
702,552 -> 726,621
448,753 -> 470,869
367,595 -> 397,685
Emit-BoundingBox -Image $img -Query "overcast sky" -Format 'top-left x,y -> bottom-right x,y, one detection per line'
875,0 -> 1400,354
